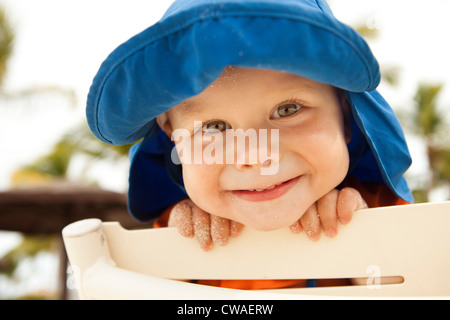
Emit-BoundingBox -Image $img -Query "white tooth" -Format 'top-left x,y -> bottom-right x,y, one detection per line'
248,183 -> 282,192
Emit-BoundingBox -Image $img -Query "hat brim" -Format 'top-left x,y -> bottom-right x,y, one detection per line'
87,0 -> 380,145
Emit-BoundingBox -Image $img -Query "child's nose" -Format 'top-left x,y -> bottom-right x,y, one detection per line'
234,155 -> 279,176
225,128 -> 280,174
235,156 -> 273,170
234,143 -> 279,171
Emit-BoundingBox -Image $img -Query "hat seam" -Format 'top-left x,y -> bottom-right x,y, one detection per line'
314,0 -> 327,14
93,10 -> 374,144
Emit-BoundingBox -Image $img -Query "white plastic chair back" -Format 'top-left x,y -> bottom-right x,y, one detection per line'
63,201 -> 450,299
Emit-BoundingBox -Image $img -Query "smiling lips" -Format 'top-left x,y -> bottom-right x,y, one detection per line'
231,176 -> 301,202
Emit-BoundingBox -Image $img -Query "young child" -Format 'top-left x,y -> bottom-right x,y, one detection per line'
86,0 -> 414,289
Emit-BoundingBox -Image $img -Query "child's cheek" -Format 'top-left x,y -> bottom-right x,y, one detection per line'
281,114 -> 349,184
181,162 -> 224,212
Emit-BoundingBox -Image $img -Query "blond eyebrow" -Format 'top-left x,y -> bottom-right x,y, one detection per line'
171,99 -> 205,119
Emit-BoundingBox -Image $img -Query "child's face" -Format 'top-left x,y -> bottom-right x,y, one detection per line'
162,67 -> 350,231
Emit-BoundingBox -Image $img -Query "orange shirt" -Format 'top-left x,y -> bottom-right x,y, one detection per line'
153,176 -> 411,290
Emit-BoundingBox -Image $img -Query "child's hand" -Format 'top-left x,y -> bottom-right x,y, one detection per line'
168,199 -> 244,251
289,187 -> 368,241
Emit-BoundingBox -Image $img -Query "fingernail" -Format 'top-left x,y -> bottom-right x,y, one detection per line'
230,224 -> 243,237
310,233 -> 320,241
290,224 -> 302,234
215,237 -> 228,246
355,199 -> 368,211
326,228 -> 337,237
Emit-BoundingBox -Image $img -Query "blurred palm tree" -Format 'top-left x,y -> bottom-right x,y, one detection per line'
0,6 -> 13,86
0,4 -> 125,187
355,16 -> 450,202
0,5 -> 84,299
0,6 -> 75,103
0,235 -> 54,277
11,124 -> 133,187
402,84 -> 450,202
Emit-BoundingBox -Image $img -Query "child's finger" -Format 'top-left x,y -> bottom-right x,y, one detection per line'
337,187 -> 368,225
289,220 -> 303,234
168,200 -> 194,238
230,220 -> 244,237
192,206 -> 212,251
300,203 -> 321,241
210,215 -> 229,246
316,189 -> 339,237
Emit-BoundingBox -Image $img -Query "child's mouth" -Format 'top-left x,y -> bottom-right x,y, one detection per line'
231,175 -> 301,202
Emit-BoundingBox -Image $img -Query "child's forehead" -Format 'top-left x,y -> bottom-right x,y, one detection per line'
170,100 -> 199,117
215,66 -> 312,86
169,67 -> 326,116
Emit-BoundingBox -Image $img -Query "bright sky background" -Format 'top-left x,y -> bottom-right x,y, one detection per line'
0,0 -> 449,298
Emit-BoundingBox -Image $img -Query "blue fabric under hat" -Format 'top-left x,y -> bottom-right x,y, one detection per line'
86,0 -> 413,221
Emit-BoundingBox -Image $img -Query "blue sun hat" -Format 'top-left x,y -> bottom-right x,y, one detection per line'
86,0 -> 413,221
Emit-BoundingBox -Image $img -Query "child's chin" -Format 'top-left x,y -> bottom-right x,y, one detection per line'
245,219 -> 296,232
251,225 -> 282,232
230,203 -> 306,231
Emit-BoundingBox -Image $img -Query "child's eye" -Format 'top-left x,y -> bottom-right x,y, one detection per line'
271,103 -> 301,119
202,120 -> 230,133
